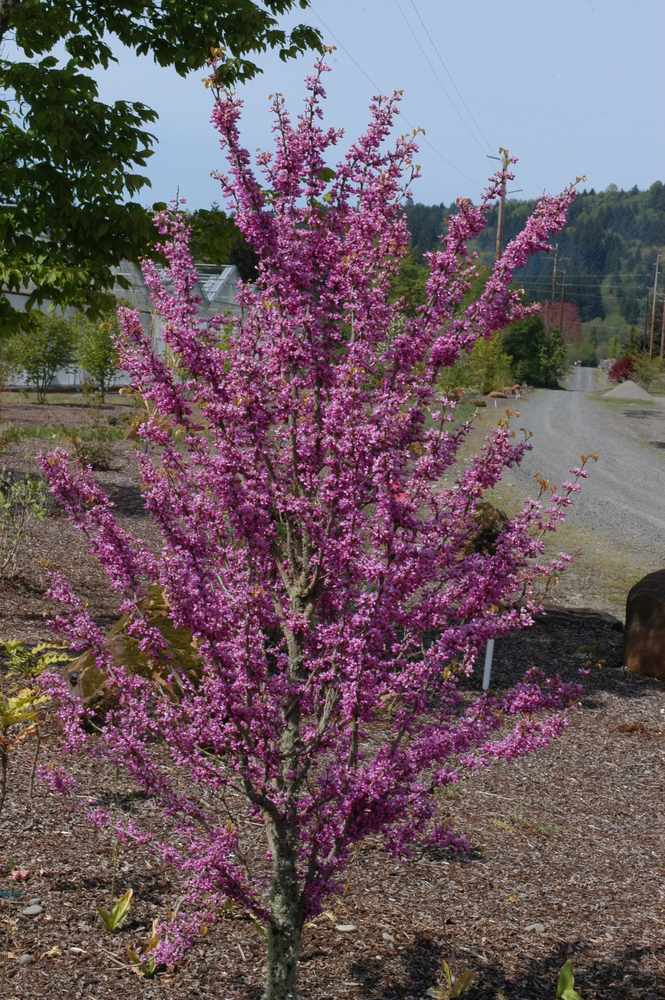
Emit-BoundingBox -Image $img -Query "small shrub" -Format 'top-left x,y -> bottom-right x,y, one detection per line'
67,433 -> 115,470
0,474 -> 47,578
0,424 -> 22,452
606,336 -> 620,359
0,687 -> 48,813
55,405 -> 121,471
7,312 -> 74,403
0,639 -> 72,679
608,356 -> 635,383
73,311 -> 121,402
632,354 -> 660,392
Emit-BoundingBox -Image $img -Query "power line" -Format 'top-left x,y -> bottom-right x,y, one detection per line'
392,0 -> 489,157
309,5 -> 485,190
408,0 -> 494,155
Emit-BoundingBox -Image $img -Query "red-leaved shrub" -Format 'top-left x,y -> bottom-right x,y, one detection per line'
608,356 -> 635,383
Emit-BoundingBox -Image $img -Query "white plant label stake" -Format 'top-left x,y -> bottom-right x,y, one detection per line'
482,639 -> 494,691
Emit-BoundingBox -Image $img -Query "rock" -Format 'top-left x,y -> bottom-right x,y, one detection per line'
464,502 -> 509,557
335,924 -> 356,932
21,904 -> 43,916
468,398 -> 487,407
487,391 -> 506,398
525,923 -> 546,934
18,953 -> 33,966
623,570 -> 665,678
65,585 -> 203,713
537,604 -> 623,630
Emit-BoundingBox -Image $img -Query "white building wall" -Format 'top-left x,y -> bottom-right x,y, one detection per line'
3,262 -> 242,389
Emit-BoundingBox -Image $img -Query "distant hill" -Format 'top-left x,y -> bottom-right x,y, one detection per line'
404,184 -> 665,334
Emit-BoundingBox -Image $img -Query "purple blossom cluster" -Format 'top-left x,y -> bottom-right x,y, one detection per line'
39,60 -> 585,987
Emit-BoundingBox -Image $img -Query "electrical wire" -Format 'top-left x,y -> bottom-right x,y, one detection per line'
392,0 -> 489,157
409,0 -> 494,155
309,5 -> 485,190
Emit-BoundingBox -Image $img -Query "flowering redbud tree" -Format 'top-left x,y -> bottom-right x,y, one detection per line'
41,61 -> 586,1000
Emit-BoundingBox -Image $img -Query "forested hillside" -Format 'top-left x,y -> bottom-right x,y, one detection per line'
404,183 -> 665,346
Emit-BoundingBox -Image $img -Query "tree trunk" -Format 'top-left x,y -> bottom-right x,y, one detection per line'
263,828 -> 303,1000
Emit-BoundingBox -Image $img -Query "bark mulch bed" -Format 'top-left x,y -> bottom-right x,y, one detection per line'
0,404 -> 663,1000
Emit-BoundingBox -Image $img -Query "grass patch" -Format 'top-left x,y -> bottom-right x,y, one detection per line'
0,423 -> 124,444
0,391 -> 132,408
569,640 -> 606,658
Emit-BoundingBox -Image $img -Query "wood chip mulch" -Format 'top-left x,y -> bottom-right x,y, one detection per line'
0,404 -> 662,1000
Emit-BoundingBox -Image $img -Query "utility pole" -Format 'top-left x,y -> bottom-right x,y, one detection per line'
550,245 -> 559,331
545,245 -> 558,388
650,253 -> 660,359
559,269 -> 566,337
644,273 -> 650,351
494,148 -> 509,262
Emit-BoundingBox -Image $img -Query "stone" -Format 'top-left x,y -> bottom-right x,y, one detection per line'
538,604 -> 623,630
21,904 -> 43,916
18,953 -> 33,966
525,923 -> 546,934
468,398 -> 487,407
65,585 -> 203,713
487,390 -> 506,398
623,570 -> 665,679
335,924 -> 356,932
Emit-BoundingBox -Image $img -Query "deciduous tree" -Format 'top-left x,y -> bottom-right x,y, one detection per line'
73,311 -> 121,402
9,312 -> 74,401
0,1 -> 320,328
40,61 -> 585,1000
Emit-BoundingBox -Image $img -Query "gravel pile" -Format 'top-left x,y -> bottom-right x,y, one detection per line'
602,380 -> 653,400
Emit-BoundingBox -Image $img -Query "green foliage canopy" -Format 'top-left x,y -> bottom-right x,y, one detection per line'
0,1 -> 320,329
73,311 -> 121,401
187,204 -> 259,280
7,312 -> 74,401
404,184 -> 665,324
502,314 -> 548,386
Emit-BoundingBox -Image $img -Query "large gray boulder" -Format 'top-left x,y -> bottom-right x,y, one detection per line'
622,570 -> 665,679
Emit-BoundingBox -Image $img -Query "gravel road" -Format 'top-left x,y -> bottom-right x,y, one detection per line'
501,367 -> 665,568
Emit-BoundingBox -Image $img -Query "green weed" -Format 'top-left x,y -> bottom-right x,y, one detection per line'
97,888 -> 133,933
512,805 -> 563,837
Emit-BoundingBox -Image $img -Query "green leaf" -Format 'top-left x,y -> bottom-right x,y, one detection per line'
97,906 -> 114,932
453,970 -> 475,996
250,915 -> 268,940
556,960 -> 583,1000
97,888 -> 132,932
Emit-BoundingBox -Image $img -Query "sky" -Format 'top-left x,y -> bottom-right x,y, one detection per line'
84,0 -> 665,210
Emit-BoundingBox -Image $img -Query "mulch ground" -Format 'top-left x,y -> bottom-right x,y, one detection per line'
0,403 -> 663,1000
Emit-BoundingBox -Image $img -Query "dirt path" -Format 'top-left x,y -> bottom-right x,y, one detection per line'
505,368 -> 665,565
472,369 -> 665,617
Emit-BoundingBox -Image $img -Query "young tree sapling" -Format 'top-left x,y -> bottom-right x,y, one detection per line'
40,60 -> 587,1000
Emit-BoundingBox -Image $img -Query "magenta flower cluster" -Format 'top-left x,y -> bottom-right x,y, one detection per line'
39,61 -> 585,971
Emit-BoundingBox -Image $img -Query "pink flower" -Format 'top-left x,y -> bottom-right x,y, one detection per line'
40,59 -> 586,980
